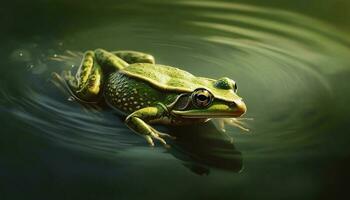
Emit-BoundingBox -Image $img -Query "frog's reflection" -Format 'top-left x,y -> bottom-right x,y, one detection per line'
164,122 -> 243,175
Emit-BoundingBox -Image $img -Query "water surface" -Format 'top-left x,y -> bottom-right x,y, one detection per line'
1,0 -> 350,199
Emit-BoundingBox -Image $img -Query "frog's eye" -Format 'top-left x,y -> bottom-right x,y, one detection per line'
191,88 -> 213,108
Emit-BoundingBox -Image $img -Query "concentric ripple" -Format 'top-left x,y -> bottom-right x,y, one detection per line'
2,0 -> 350,159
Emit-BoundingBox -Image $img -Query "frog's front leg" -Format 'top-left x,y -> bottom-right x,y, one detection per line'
125,104 -> 173,147
112,50 -> 155,64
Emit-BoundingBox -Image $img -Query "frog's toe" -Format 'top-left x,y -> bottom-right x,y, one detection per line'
149,126 -> 176,139
148,128 -> 173,147
51,72 -> 63,86
144,135 -> 155,147
60,70 -> 77,88
141,129 -> 171,148
51,72 -> 69,94
224,118 -> 250,132
152,133 -> 168,146
156,131 -> 176,140
214,118 -> 250,132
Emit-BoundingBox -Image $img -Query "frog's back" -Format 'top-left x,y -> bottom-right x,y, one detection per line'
120,63 -> 214,93
104,63 -> 200,114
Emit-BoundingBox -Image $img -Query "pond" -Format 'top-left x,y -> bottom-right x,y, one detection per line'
1,0 -> 350,199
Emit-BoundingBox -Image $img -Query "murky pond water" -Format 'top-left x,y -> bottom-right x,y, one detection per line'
1,0 -> 350,199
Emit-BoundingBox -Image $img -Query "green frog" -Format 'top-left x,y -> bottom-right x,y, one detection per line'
55,49 -> 248,147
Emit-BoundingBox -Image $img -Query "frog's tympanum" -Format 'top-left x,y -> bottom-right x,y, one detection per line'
57,49 -> 248,147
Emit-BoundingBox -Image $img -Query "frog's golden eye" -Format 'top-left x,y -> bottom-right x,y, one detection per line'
191,88 -> 213,108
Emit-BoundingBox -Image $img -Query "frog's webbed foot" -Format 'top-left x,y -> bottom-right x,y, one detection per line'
62,70 -> 78,89
212,118 -> 252,143
125,105 -> 175,148
145,126 -> 174,148
214,118 -> 253,133
51,71 -> 72,97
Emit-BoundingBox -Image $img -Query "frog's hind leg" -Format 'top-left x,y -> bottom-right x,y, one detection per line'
61,51 -> 103,103
94,49 -> 129,72
112,50 -> 155,64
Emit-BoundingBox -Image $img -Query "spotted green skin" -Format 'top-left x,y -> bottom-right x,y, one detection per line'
63,49 -> 247,147
104,72 -> 179,115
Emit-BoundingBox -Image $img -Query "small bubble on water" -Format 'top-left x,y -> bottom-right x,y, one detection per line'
71,64 -> 75,68
53,54 -> 58,58
19,52 -> 23,57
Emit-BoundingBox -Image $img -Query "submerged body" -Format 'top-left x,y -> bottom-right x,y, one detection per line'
59,49 -> 247,146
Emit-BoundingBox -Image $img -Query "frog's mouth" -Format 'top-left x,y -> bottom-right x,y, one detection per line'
172,110 -> 245,118
172,101 -> 247,118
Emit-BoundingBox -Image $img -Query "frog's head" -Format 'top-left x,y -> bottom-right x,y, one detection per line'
170,77 -> 247,119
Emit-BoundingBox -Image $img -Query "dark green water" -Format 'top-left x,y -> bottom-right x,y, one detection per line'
1,0 -> 350,199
